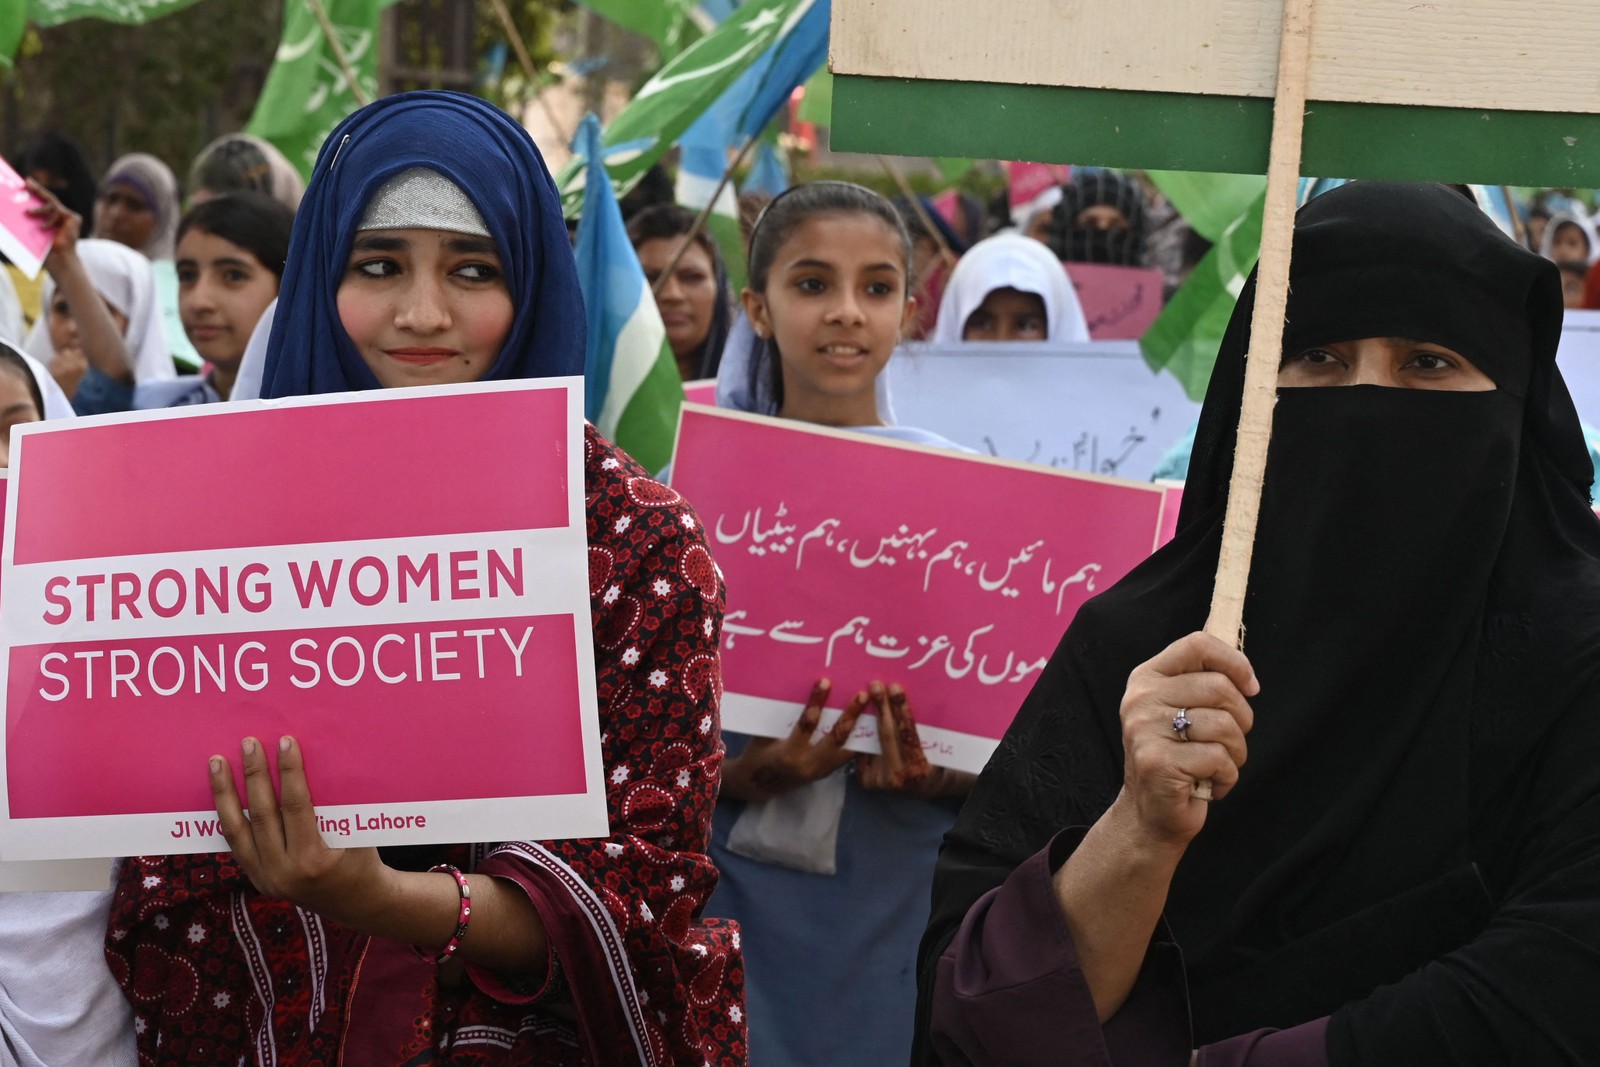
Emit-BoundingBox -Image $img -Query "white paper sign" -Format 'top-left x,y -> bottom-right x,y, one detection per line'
1557,310 -> 1600,428
887,340 -> 1203,483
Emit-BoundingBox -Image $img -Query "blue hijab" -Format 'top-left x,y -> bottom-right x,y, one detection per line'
261,90 -> 585,398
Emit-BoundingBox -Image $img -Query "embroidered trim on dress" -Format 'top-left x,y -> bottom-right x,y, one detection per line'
230,891 -> 278,1067
493,841 -> 657,1067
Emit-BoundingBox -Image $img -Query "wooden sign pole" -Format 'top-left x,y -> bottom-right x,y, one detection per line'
1192,0 -> 1314,799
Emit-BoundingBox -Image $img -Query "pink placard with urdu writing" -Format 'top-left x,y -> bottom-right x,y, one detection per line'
0,379 -> 608,860
0,157 -> 55,281
1064,262 -> 1166,340
670,405 -> 1171,772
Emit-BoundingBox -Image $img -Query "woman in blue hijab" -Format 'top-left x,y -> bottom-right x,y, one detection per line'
109,91 -> 748,1067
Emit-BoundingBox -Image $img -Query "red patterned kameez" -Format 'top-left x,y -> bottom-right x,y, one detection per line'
106,427 -> 746,1066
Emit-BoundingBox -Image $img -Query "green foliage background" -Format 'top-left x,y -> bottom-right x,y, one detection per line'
4,0 -> 565,185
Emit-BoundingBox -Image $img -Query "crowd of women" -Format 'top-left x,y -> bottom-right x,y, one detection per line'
2,92 -> 1600,1067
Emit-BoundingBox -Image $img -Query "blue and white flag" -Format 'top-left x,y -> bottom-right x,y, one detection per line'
742,141 -> 790,198
573,114 -> 682,474
675,0 -> 828,286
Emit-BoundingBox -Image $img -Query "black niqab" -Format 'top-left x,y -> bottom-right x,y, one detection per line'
917,182 -> 1600,1062
1046,170 -> 1149,266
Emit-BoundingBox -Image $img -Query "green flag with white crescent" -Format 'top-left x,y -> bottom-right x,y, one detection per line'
11,0 -> 207,67
245,0 -> 398,181
557,0 -> 819,218
24,0 -> 202,26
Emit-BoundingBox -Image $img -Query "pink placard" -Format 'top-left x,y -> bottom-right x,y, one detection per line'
1008,162 -> 1072,212
1158,485 -> 1184,546
930,189 -> 960,228
1063,262 -> 1166,340
670,406 -> 1166,772
683,379 -> 717,406
0,158 -> 55,281
0,380 -> 608,860
13,386 -> 570,564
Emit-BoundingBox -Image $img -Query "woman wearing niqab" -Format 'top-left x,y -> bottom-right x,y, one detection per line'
1045,169 -> 1150,267
914,181 -> 1600,1065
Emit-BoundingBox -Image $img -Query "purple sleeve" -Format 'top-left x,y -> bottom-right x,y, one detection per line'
928,828 -> 1189,1066
929,829 -> 1332,1067
1199,1020 -> 1329,1067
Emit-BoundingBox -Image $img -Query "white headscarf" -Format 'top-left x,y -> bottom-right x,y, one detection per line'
1011,184 -> 1062,238
100,153 -> 181,261
0,268 -> 23,349
229,296 -> 275,402
931,233 -> 1090,344
23,238 -> 175,385
5,345 -> 78,421
1540,210 -> 1600,266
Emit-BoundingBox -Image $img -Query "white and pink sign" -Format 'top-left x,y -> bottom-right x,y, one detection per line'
0,380 -> 608,860
1007,161 -> 1072,213
0,156 -> 55,281
670,405 -> 1172,773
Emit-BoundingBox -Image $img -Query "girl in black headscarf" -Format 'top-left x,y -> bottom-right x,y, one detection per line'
914,181 -> 1600,1065
16,133 -> 97,235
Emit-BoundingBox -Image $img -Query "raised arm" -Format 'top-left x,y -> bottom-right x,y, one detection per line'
29,179 -> 138,389
1055,632 -> 1256,1021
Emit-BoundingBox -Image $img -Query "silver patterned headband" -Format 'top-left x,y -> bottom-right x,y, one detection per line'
357,167 -> 490,237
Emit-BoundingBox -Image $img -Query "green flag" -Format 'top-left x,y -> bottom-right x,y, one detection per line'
578,0 -> 688,46
25,0 -> 202,27
1146,170 -> 1266,242
1139,188 -> 1264,401
0,3 -> 24,67
557,0 -> 820,218
245,0 -> 397,181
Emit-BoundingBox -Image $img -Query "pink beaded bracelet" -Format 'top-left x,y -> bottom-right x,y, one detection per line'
416,863 -> 472,965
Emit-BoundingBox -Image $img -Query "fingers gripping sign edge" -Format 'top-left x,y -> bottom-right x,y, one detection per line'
210,749 -> 262,879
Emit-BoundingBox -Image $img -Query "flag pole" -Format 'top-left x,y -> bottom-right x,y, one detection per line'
304,0 -> 370,107
486,0 -> 573,146
650,134 -> 759,299
876,153 -> 959,273
1502,186 -> 1527,246
1196,0 -> 1315,799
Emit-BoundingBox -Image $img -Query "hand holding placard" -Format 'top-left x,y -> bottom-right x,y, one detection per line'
208,735 -> 387,924
721,679 -> 862,803
0,164 -> 60,281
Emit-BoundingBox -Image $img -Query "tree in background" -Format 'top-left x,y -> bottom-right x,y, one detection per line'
4,0 -> 281,177
5,0 -> 569,183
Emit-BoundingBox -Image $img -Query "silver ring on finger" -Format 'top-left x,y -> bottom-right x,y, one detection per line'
1172,708 -> 1193,741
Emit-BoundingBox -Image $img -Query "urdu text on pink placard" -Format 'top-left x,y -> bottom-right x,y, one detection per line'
0,379 -> 608,861
1064,262 -> 1166,340
670,405 -> 1171,773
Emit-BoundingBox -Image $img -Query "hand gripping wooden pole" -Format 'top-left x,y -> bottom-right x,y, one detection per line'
1192,0 -> 1314,800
